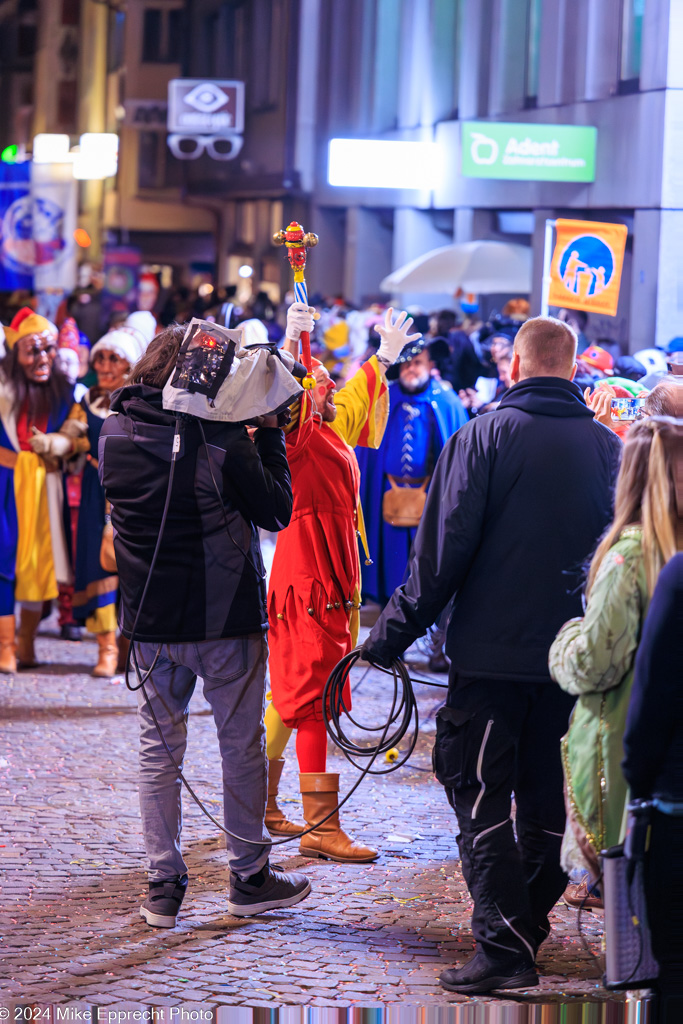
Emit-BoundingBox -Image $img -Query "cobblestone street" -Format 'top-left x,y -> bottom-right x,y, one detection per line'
0,617 -> 637,1013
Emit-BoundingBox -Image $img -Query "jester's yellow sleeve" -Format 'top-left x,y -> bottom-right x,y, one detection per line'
329,355 -> 389,450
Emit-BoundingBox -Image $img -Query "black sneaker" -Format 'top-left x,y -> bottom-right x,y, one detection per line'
227,862 -> 311,917
140,874 -> 188,928
439,951 -> 538,994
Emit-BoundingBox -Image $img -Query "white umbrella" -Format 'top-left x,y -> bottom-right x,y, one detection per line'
380,240 -> 532,295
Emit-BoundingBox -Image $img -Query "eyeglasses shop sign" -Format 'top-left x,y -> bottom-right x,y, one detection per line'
167,79 -> 245,162
461,122 -> 597,182
168,80 -> 245,134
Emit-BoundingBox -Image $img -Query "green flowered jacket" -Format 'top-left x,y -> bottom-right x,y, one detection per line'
549,527 -> 648,871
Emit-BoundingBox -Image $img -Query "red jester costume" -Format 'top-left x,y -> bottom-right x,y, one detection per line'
264,292 -> 420,863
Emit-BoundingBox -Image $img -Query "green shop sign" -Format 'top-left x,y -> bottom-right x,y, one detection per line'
461,121 -> 597,182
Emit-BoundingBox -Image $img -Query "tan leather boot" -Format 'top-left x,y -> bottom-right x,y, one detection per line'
299,772 -> 378,863
93,631 -> 118,677
265,758 -> 304,836
0,615 -> 16,673
17,608 -> 42,668
117,634 -> 130,674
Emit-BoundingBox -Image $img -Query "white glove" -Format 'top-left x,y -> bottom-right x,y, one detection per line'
286,301 -> 315,343
375,308 -> 422,366
28,430 -> 73,458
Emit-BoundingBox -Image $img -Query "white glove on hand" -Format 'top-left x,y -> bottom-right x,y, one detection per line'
375,308 -> 422,366
28,430 -> 73,458
286,301 -> 315,343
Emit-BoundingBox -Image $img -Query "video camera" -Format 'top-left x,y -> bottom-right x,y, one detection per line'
162,318 -> 304,424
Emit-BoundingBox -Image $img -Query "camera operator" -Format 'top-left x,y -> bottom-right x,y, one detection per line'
98,324 -> 311,928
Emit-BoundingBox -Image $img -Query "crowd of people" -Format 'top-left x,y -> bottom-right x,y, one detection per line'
1,281 -> 681,1016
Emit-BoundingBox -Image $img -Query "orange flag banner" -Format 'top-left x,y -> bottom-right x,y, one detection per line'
548,219 -> 627,317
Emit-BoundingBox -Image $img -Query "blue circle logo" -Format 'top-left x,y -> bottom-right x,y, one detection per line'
558,234 -> 614,298
1,195 -> 67,274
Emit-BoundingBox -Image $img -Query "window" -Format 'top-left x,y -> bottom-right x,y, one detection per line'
142,7 -> 183,64
57,80 -> 77,132
138,131 -> 159,190
215,1 -> 248,80
620,0 -> 644,83
250,0 -> 284,110
167,9 -> 182,62
17,24 -> 37,57
372,0 -> 402,131
138,131 -> 184,190
142,10 -> 162,62
202,12 -> 219,76
61,0 -> 79,26
525,0 -> 541,101
108,10 -> 125,73
431,0 -> 460,121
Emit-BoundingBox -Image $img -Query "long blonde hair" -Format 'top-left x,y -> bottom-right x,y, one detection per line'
587,416 -> 683,597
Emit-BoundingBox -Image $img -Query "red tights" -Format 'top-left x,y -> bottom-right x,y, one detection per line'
295,717 -> 327,773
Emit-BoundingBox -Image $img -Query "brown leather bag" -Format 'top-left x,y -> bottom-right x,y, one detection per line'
100,523 -> 117,573
100,500 -> 117,573
382,475 -> 430,528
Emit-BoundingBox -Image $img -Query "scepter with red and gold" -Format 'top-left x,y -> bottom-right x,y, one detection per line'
273,221 -> 318,390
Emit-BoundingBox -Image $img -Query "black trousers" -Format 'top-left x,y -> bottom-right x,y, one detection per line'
646,810 -> 683,1023
433,677 -> 575,964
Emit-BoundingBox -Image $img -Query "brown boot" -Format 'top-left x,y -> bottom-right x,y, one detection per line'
93,631 -> 118,677
117,634 -> 130,674
0,615 -> 16,673
16,608 -> 42,668
265,758 -> 304,836
299,772 -> 378,863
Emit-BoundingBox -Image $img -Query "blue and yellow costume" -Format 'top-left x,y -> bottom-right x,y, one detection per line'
0,338 -> 78,617
68,392 -> 118,634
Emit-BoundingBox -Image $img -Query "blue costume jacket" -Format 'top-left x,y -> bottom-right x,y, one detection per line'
357,377 -> 467,604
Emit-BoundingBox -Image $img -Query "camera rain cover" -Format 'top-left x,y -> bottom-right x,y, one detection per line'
162,318 -> 303,422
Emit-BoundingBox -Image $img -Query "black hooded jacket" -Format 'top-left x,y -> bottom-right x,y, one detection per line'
98,385 -> 292,643
623,553 -> 683,803
364,376 -> 622,682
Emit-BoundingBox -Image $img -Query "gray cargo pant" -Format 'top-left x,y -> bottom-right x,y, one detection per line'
135,634 -> 270,882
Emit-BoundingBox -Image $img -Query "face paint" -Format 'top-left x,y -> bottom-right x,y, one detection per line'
312,366 -> 337,422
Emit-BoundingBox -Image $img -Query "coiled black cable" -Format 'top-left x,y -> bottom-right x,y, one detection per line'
323,649 -> 422,774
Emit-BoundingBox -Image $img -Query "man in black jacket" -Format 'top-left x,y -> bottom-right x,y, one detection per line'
99,326 -> 311,928
362,316 -> 621,993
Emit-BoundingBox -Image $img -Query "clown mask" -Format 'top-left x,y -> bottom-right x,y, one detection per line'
16,332 -> 57,384
92,348 -> 131,392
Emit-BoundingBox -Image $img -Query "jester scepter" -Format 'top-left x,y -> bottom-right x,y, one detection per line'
273,221 -> 318,391
264,225 -> 420,864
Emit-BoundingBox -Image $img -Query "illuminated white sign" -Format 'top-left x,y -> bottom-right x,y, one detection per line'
72,134 -> 119,180
32,134 -> 71,164
328,139 -> 442,190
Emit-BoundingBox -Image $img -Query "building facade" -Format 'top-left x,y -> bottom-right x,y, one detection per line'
299,0 -> 681,351
7,0 -> 681,349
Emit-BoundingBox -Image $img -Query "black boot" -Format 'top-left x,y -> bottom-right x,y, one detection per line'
439,951 -> 538,994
